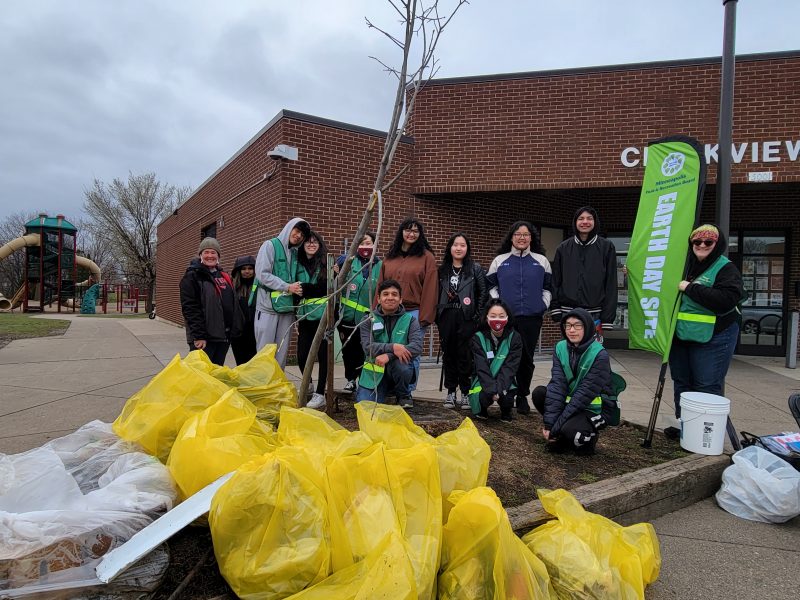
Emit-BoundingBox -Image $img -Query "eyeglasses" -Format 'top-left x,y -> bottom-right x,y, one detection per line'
305,239 -> 319,245
513,233 -> 531,239
692,239 -> 715,247
404,229 -> 420,235
564,322 -> 584,330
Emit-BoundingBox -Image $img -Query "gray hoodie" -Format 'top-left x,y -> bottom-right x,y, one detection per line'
254,217 -> 309,314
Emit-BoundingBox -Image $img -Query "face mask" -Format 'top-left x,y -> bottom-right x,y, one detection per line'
488,318 -> 507,332
357,247 -> 373,260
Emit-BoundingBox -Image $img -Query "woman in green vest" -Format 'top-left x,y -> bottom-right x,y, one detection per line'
295,231 -> 330,410
469,299 -> 522,422
666,225 -> 744,439
333,232 -> 381,393
532,307 -> 612,454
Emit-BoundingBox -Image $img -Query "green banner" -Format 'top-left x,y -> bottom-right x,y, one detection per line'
627,136 -> 705,359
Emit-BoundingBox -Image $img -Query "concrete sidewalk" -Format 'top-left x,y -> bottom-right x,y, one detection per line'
1,314 -> 798,598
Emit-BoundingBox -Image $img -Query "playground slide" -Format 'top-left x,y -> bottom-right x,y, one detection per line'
0,234 -> 101,310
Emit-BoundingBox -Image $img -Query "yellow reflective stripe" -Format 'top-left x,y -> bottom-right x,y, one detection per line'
566,395 -> 602,406
270,291 -> 284,299
677,312 -> 716,324
362,362 -> 385,374
468,385 -> 482,395
300,298 -> 327,306
341,297 -> 370,312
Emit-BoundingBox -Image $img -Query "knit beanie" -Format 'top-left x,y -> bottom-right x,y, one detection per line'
198,237 -> 221,256
689,224 -> 719,242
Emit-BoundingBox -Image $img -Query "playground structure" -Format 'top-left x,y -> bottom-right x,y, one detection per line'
0,213 -> 101,313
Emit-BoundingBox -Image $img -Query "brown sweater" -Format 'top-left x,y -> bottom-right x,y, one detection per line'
377,250 -> 439,326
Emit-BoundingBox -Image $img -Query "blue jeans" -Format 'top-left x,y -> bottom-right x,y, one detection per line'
403,309 -> 424,392
355,359 -> 416,403
669,322 -> 739,418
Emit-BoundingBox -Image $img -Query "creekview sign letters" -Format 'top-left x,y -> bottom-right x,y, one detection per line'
621,140 -> 800,168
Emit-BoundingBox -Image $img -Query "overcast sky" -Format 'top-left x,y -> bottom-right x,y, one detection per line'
1,0 -> 798,224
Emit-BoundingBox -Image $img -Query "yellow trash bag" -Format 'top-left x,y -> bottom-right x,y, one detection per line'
184,346 -> 297,423
167,389 -> 277,499
435,418 -> 491,505
277,406 -> 372,458
285,532 -> 417,600
521,489 -> 661,600
113,354 -> 229,461
209,446 -> 330,600
355,401 -> 433,448
385,444 -> 442,600
438,487 -> 553,600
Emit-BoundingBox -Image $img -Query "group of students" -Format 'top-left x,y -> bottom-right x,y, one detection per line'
179,207 -> 742,454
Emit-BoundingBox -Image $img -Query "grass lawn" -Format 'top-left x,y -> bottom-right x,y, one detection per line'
0,313 -> 71,349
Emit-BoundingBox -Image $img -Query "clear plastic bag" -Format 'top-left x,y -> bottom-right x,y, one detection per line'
716,445 -> 800,523
0,422 -> 176,594
522,489 -> 660,600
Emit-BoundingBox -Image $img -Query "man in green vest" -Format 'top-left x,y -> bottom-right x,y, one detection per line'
532,308 -> 613,454
355,279 -> 423,408
254,217 -> 310,368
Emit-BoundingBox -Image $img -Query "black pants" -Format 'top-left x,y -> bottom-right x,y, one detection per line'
338,322 -> 364,382
478,390 -> 514,416
437,308 -> 475,394
514,315 -> 543,402
189,341 -> 229,367
230,331 -> 257,366
532,385 -> 599,454
297,319 -> 328,395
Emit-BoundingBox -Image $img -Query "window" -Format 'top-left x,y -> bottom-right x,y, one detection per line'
201,222 -> 217,240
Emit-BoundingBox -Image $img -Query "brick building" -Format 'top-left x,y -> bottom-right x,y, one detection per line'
157,50 -> 800,360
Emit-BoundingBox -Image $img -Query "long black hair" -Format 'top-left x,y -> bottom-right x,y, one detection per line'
386,217 -> 433,259
298,229 -> 328,278
440,232 -> 473,274
495,220 -> 544,255
477,298 -> 516,334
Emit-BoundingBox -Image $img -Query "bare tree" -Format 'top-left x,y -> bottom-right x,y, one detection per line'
83,172 -> 191,310
75,218 -> 118,281
298,0 -> 468,404
0,210 -> 41,298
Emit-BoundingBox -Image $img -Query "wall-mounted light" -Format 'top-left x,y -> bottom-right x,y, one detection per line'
217,216 -> 225,230
267,144 -> 299,161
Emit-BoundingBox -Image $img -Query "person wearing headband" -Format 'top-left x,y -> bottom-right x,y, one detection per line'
665,224 -> 744,440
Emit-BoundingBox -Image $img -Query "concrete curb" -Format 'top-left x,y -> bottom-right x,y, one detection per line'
507,452 -> 731,534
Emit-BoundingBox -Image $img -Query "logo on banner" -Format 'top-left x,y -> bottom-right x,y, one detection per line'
661,152 -> 686,176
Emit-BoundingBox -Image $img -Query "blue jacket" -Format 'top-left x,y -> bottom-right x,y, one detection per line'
486,248 -> 552,318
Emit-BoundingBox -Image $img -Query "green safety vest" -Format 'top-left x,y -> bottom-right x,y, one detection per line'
297,264 -> 327,321
341,258 -> 381,325
468,331 -> 515,413
359,311 -> 413,390
257,238 -> 297,314
675,255 -> 734,343
555,339 -> 604,414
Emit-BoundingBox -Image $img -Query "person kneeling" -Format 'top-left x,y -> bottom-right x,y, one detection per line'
469,299 -> 523,422
532,308 -> 611,454
356,279 -> 423,409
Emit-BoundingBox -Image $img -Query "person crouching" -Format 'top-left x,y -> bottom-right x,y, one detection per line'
355,279 -> 423,409
532,308 -> 611,454
468,299 -> 523,422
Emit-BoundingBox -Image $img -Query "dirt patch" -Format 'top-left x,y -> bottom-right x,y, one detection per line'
148,396 -> 685,599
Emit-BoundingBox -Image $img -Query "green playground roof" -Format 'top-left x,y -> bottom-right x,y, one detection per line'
25,215 -> 77,232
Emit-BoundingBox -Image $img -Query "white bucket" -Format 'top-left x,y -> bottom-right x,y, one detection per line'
679,392 -> 730,455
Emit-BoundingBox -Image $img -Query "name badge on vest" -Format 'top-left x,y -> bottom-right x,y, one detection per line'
373,322 -> 384,331
486,351 -> 495,359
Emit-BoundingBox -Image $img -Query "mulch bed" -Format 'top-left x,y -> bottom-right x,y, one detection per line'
148,395 -> 685,599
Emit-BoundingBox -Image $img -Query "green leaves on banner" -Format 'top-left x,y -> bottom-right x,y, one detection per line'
627,138 -> 705,360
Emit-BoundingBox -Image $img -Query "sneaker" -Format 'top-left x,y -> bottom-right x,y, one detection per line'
500,411 -> 513,423
343,379 -> 357,393
459,390 -> 471,410
399,396 -> 414,409
307,393 -> 326,410
444,392 -> 457,408
664,426 -> 681,440
473,408 -> 489,420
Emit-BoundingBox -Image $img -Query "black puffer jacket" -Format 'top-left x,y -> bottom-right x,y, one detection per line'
543,308 -> 612,437
180,259 -> 243,344
436,260 -> 488,323
471,326 -> 523,397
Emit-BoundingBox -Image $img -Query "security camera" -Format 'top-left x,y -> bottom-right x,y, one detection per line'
267,144 -> 298,161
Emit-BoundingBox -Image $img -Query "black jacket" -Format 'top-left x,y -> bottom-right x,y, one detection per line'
470,327 -> 523,397
543,308 -> 612,437
436,260 -> 488,323
180,260 -> 243,344
550,235 -> 618,327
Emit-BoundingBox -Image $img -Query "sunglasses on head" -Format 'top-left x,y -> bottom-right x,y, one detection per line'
692,239 -> 715,247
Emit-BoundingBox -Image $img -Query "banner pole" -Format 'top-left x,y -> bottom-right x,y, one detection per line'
642,362 -> 669,448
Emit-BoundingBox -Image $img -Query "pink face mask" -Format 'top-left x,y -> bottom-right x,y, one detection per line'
488,318 -> 507,332
357,247 -> 373,260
